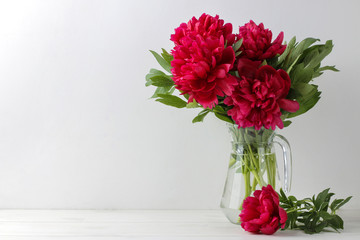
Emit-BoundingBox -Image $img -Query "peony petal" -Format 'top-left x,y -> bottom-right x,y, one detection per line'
241,93 -> 257,102
224,96 -> 233,105
260,217 -> 280,235
241,222 -> 261,233
262,199 -> 275,215
237,21 -> 286,60
242,196 -> 260,208
237,100 -> 253,116
278,99 -> 300,112
277,69 -> 291,98
249,212 -> 270,225
215,76 -> 237,96
272,31 -> 284,45
264,185 -> 279,204
214,68 -> 226,79
171,59 -> 186,67
279,207 -> 288,228
225,63 -> 293,130
193,65 -> 207,79
253,190 -> 262,199
240,208 -> 261,222
220,46 -> 235,67
256,65 -> 277,82
237,58 -> 261,79
275,116 -> 284,129
196,94 -> 217,109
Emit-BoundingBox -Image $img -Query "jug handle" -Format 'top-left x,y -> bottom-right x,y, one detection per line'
273,134 -> 292,193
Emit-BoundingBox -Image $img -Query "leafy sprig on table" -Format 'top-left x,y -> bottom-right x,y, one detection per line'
279,188 -> 352,234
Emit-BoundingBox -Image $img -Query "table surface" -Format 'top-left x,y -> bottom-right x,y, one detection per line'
0,209 -> 359,239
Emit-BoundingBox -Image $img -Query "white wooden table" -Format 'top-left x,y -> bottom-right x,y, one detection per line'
0,210 -> 359,239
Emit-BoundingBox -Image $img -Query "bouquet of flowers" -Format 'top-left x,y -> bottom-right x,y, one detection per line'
146,13 -> 351,235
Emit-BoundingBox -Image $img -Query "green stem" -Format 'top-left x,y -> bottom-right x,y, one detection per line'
252,176 -> 258,191
247,145 -> 265,187
265,157 -> 271,185
241,154 -> 252,202
240,170 -> 251,211
244,170 -> 251,199
264,152 -> 277,188
286,207 -> 309,213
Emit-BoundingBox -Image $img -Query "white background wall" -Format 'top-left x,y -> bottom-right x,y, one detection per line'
0,0 -> 359,209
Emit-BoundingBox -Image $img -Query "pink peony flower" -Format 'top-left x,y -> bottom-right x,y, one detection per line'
240,185 -> 288,235
224,60 -> 299,130
237,20 -> 286,60
170,13 -> 238,109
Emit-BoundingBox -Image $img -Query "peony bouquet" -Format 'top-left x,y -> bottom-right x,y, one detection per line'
146,13 -> 351,235
146,14 -> 337,127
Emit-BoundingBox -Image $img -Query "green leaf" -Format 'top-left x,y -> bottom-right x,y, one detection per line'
233,38 -> 243,52
319,202 -> 330,212
145,68 -> 176,98
213,105 -> 234,123
288,195 -> 297,203
290,63 -> 314,85
314,188 -> 330,210
279,188 -> 287,198
214,112 -> 234,124
161,48 -> 173,64
324,192 -> 335,203
302,40 -> 333,69
145,68 -> 167,86
333,196 -> 352,211
150,75 -> 174,87
151,86 -> 173,98
186,100 -> 199,108
149,68 -> 167,76
293,83 -> 318,96
287,84 -> 321,118
145,80 -> 153,87
235,51 -> 242,57
327,224 -> 341,233
150,50 -> 172,73
213,105 -> 227,114
278,36 -> 296,66
330,199 -> 344,211
286,54 -> 301,74
192,109 -> 210,123
314,221 -> 327,233
303,212 -> 316,232
287,96 -> 321,118
326,214 -> 344,231
292,38 -> 320,58
318,65 -> 339,72
267,56 -> 280,68
319,211 -> 333,221
283,120 -> 292,127
282,38 -> 319,70
155,94 -> 187,108
329,215 -> 344,229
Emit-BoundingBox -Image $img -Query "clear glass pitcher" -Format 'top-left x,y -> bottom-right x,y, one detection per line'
220,124 -> 292,224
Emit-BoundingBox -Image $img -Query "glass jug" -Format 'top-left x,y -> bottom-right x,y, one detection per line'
220,124 -> 292,224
